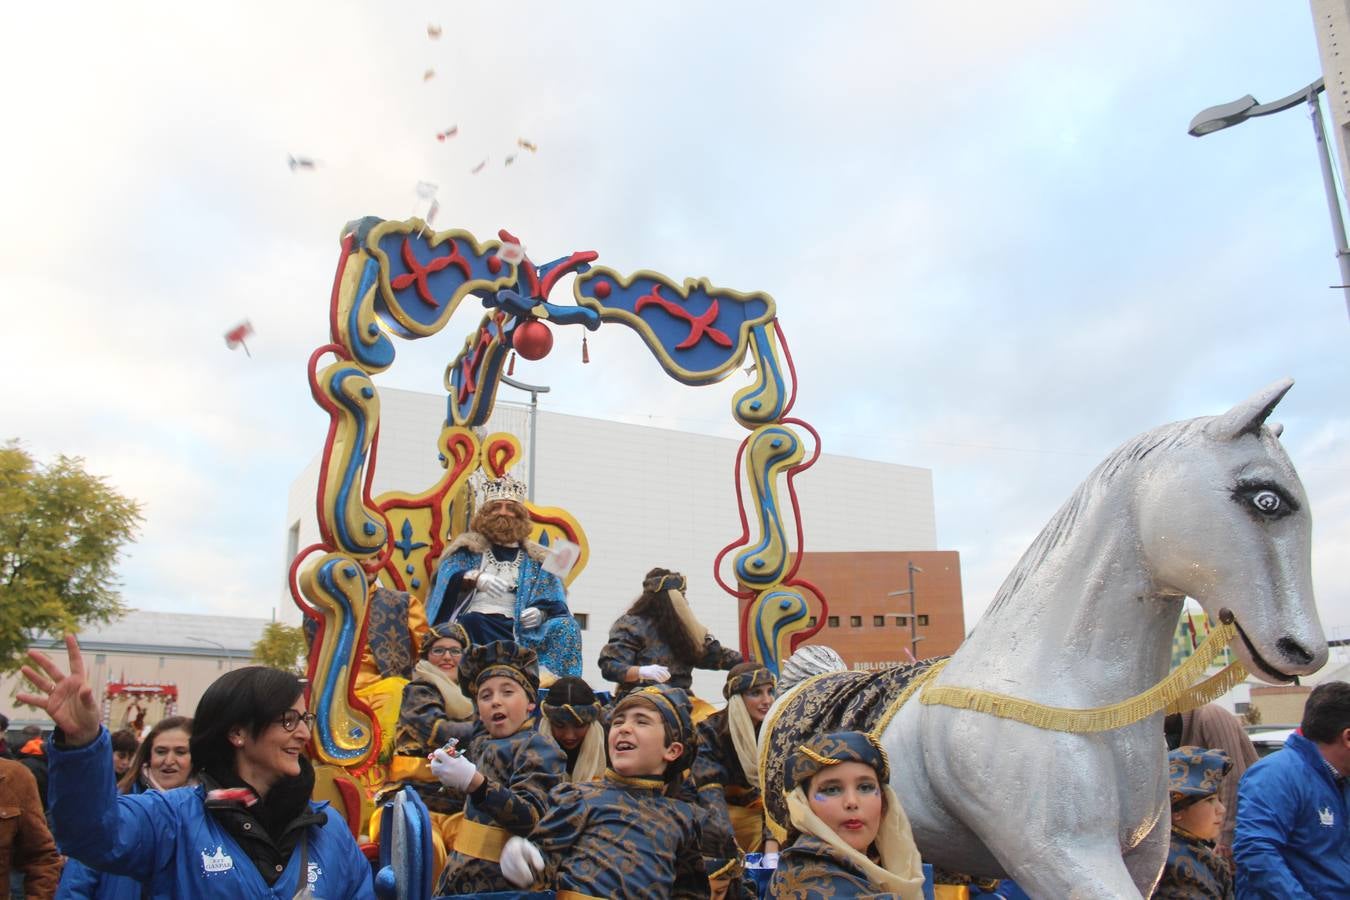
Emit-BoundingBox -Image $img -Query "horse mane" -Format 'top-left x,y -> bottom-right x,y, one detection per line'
979,416 -> 1210,621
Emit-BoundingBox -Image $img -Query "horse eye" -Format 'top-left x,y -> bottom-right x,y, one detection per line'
1251,490 -> 1282,514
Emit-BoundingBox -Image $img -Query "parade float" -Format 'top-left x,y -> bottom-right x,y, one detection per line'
290,219 -> 1329,899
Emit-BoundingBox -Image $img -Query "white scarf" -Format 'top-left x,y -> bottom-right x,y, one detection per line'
414,659 -> 475,721
786,784 -> 926,900
726,694 -> 761,785
538,718 -> 607,783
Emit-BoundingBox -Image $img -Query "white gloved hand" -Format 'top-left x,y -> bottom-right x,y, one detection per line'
637,664 -> 671,683
761,852 -> 780,869
429,748 -> 479,791
519,607 -> 543,630
475,571 -> 507,598
500,836 -> 545,888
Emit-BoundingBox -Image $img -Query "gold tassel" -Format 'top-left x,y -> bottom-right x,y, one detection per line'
507,351 -> 516,376
581,334 -> 590,364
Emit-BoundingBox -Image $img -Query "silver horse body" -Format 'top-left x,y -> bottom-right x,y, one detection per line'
774,380 -> 1327,899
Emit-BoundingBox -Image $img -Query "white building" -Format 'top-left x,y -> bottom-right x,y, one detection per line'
283,387 -> 938,701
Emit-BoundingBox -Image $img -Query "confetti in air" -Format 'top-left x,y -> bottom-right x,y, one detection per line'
423,68 -> 436,82
436,126 -> 459,142
287,154 -> 317,172
427,23 -> 442,39
224,320 -> 256,356
470,159 -> 488,174
517,138 -> 538,153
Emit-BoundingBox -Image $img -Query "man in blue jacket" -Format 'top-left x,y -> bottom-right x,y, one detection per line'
1234,680 -> 1350,898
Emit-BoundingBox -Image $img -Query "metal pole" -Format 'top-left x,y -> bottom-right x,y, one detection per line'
907,562 -> 920,661
1309,91 -> 1350,321
528,389 -> 538,502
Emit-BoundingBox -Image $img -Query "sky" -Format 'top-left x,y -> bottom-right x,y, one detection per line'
3,2 -> 1348,645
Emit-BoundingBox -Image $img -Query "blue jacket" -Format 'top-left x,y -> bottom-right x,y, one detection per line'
1233,732 -> 1350,899
48,729 -> 374,899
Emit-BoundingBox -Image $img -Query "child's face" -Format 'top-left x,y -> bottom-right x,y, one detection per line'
476,675 -> 536,738
608,700 -> 682,777
113,750 -> 134,776
550,720 -> 590,751
806,761 -> 884,853
1172,794 -> 1225,842
743,683 -> 775,724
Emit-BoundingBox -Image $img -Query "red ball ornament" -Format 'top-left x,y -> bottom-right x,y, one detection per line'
512,319 -> 553,360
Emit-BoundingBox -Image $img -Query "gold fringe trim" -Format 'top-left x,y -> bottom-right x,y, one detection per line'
920,620 -> 1244,733
868,662 -> 948,740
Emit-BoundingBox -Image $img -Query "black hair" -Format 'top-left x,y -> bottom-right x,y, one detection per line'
118,716 -> 193,794
625,567 -> 702,665
544,676 -> 598,708
1302,681 -> 1350,744
189,666 -> 304,777
110,728 -> 140,755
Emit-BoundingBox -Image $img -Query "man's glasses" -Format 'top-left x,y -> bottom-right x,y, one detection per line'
275,710 -> 317,732
428,646 -> 464,659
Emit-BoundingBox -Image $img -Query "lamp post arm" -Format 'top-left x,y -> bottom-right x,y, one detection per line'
1247,78 -> 1325,118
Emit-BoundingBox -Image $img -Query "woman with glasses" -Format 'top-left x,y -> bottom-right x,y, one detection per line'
384,623 -> 476,879
19,636 -> 374,899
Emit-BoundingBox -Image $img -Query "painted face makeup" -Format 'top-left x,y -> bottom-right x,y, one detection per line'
476,675 -> 536,738
806,761 -> 884,853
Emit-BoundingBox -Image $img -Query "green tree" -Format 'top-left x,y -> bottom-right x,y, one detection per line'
0,442 -> 142,672
251,621 -> 310,674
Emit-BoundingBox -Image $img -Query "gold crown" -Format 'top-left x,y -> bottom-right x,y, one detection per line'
480,475 -> 528,506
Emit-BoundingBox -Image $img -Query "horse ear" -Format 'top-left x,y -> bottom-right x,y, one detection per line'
1208,378 -> 1294,439
1270,422 -> 1284,438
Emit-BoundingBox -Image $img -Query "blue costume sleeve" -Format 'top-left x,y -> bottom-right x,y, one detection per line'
692,720 -> 737,858
598,616 -> 643,683
46,728 -> 175,881
1233,761 -> 1317,899
54,858 -> 104,899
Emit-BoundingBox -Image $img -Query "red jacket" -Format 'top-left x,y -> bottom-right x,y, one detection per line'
0,757 -> 62,899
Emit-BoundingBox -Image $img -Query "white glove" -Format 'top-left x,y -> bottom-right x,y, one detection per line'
429,748 -> 479,791
475,571 -> 507,598
500,836 -> 545,888
637,664 -> 671,683
519,607 -> 543,630
761,852 -> 780,869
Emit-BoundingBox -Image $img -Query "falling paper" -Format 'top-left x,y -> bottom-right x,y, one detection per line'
470,158 -> 488,174
542,538 -> 581,577
427,198 -> 440,225
497,242 -> 525,265
517,138 -> 538,153
423,68 -> 436,82
504,154 -> 517,167
436,126 -> 459,142
415,180 -> 439,200
287,154 -> 317,172
427,23 -> 442,38
224,320 -> 255,356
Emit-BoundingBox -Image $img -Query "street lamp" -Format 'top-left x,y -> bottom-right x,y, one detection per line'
499,375 -> 550,501
1189,78 -> 1350,321
186,636 -> 233,670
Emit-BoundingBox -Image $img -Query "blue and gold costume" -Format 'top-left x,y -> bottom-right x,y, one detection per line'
599,614 -> 741,697
1155,746 -> 1234,900
434,642 -> 567,896
693,665 -> 775,854
427,532 -> 582,678
391,622 -> 477,815
531,770 -> 708,900
769,731 -> 925,900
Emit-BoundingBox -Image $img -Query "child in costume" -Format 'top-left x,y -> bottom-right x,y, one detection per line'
1154,746 -> 1234,900
694,662 -> 778,856
539,676 -> 607,783
498,684 -> 709,899
769,730 -> 926,900
429,640 -> 566,896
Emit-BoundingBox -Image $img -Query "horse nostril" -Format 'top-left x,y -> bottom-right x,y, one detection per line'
1276,638 -> 1314,666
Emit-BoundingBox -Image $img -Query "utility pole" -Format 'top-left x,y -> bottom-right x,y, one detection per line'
887,561 -> 924,663
1310,1 -> 1350,194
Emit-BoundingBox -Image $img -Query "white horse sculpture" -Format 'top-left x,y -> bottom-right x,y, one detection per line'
768,379 -> 1327,898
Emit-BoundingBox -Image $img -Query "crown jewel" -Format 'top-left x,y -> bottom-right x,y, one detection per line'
480,475 -> 528,506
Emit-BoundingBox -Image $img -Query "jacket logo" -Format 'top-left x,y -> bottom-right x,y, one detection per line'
1320,806 -> 1335,827
307,862 -> 322,885
201,846 -> 234,874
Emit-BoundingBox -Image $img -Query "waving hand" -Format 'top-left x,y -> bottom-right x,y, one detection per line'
16,635 -> 102,746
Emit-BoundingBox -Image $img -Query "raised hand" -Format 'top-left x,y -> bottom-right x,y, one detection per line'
15,634 -> 101,746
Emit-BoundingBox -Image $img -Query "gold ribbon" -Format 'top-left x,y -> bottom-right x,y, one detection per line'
919,619 -> 1246,733
451,818 -> 511,863
557,892 -> 607,900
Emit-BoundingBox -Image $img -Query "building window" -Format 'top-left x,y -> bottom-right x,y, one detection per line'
850,616 -> 862,627
827,616 -> 839,628
159,656 -> 166,668
95,654 -> 106,665
895,616 -> 908,626
807,616 -> 817,627
573,613 -> 589,630
873,616 -> 885,627
217,659 -> 224,670
917,615 -> 929,626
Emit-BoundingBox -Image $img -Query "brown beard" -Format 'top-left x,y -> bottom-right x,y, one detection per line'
474,509 -> 532,546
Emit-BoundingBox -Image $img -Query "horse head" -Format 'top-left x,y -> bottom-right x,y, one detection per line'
1135,378 -> 1326,682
